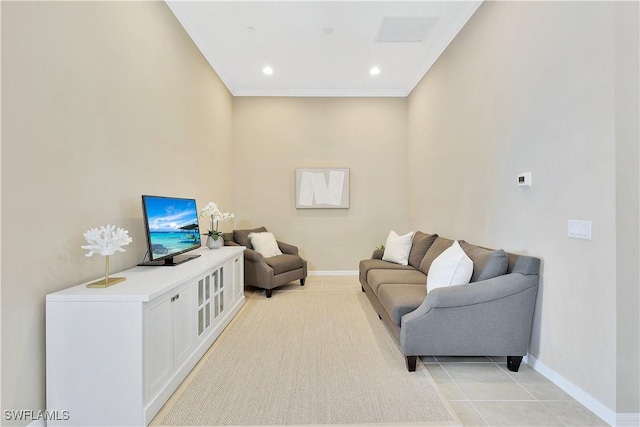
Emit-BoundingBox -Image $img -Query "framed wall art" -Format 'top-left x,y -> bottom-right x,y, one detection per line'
295,168 -> 350,209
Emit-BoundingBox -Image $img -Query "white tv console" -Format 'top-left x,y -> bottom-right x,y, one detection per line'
46,246 -> 245,426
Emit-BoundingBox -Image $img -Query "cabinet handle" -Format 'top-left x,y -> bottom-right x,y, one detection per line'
171,294 -> 180,302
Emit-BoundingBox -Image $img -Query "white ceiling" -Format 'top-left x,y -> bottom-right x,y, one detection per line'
166,1 -> 483,97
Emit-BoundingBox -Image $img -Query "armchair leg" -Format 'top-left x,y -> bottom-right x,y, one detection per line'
406,356 -> 417,372
266,289 -> 273,298
300,278 -> 305,286
507,356 -> 523,372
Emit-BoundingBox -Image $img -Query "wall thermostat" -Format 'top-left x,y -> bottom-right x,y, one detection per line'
518,172 -> 532,187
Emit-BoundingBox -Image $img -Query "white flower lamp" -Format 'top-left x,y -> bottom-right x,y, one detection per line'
82,224 -> 133,288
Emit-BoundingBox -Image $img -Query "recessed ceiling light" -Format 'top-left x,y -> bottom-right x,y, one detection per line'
262,66 -> 273,75
246,26 -> 256,33
369,67 -> 381,76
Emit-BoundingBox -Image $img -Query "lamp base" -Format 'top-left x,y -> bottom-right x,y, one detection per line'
86,277 -> 126,288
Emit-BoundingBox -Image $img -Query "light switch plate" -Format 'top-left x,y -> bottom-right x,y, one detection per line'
568,220 -> 591,240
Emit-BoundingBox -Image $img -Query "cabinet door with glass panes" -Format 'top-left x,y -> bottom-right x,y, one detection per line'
196,266 -> 226,338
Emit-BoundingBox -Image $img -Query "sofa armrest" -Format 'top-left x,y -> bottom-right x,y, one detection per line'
277,241 -> 299,256
400,273 -> 539,357
243,248 -> 276,287
244,248 -> 266,263
372,249 -> 384,259
421,273 -> 538,310
224,240 -> 241,247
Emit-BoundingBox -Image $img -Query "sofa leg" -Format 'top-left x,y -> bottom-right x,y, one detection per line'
406,356 -> 417,372
266,289 -> 273,298
300,278 -> 305,286
507,356 -> 523,372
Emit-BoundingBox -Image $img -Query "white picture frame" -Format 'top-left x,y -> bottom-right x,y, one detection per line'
295,168 -> 350,209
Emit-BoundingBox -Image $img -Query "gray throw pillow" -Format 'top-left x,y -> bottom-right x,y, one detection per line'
419,237 -> 456,275
233,226 -> 268,249
408,232 -> 438,270
460,242 -> 508,282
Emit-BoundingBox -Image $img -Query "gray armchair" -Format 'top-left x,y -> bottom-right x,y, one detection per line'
223,227 -> 307,298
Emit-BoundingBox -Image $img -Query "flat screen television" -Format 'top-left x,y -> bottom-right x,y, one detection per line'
139,195 -> 202,266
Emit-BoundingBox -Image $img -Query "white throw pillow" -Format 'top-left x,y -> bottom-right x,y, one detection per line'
426,240 -> 473,293
382,230 -> 415,266
248,232 -> 283,258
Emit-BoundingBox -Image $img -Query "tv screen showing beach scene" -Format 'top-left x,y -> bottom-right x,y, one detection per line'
142,195 -> 201,261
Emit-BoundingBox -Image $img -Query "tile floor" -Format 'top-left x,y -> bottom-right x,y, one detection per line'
421,355 -> 608,426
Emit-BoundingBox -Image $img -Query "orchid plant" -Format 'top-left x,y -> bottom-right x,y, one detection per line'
199,202 -> 235,241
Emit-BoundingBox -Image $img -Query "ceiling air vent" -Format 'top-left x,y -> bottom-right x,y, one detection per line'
376,16 -> 439,43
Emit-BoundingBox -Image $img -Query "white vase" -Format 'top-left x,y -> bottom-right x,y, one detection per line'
206,235 -> 223,249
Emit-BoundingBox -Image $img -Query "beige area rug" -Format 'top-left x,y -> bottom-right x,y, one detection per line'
154,277 -> 459,426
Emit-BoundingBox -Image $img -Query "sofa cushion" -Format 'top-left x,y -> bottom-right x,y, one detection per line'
382,230 -> 414,265
367,269 -> 427,295
408,232 -> 438,270
426,240 -> 473,293
359,259 -> 414,282
378,283 -> 427,326
460,242 -> 509,282
234,227 -> 268,249
264,254 -> 304,275
419,237 -> 457,275
248,232 -> 283,258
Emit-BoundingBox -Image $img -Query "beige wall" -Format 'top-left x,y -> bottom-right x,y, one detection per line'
232,97 -> 408,271
1,1 -> 234,419
407,0 -> 638,414
615,1 -> 640,414
2,0 -> 638,421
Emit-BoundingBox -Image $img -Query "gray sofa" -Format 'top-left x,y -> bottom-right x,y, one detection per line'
359,232 -> 540,372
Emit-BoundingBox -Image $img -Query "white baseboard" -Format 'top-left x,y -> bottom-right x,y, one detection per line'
527,353 -> 639,426
309,270 -> 358,276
